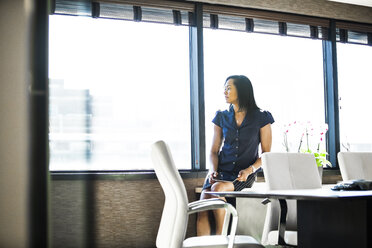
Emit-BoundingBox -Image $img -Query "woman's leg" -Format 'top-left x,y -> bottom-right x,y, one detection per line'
211,182 -> 234,235
197,188 -> 215,236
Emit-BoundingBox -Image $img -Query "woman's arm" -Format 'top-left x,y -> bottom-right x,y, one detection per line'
209,124 -> 223,182
252,123 -> 272,169
237,123 -> 272,181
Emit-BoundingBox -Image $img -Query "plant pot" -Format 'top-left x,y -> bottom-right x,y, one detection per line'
318,166 -> 323,184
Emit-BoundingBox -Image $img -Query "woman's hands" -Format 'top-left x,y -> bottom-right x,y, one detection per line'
208,171 -> 218,184
236,167 -> 254,181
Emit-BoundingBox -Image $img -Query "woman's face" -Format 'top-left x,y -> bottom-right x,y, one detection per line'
224,79 -> 238,105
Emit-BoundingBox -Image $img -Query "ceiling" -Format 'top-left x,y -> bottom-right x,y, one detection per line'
327,0 -> 372,7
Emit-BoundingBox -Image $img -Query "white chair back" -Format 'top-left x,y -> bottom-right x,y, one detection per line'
261,152 -> 321,246
151,140 -> 189,248
262,152 -> 321,190
338,152 -> 372,181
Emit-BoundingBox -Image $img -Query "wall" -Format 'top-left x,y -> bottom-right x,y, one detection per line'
0,0 -> 31,247
51,177 -> 205,248
50,171 -> 341,248
190,0 -> 372,24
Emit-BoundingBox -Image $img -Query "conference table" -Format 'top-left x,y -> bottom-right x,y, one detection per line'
207,187 -> 372,248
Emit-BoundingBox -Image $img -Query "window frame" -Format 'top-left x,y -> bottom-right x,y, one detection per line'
48,1 -> 372,174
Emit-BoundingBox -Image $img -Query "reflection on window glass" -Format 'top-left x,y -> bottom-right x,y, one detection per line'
338,43 -> 372,152
49,15 -> 190,170
204,29 -> 325,158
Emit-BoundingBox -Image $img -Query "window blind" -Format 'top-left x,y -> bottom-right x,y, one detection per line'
202,4 -> 329,40
52,0 -> 92,16
51,0 -> 372,45
52,0 -> 194,26
335,21 -> 372,45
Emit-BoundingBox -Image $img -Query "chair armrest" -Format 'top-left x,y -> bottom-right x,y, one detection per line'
188,199 -> 236,214
188,198 -> 224,208
188,198 -> 239,248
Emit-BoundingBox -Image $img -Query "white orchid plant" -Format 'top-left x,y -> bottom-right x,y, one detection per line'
282,121 -> 332,168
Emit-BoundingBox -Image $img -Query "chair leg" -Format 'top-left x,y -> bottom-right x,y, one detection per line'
278,199 -> 288,246
225,198 -> 235,234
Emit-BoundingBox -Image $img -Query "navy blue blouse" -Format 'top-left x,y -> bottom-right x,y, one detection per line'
213,106 -> 274,176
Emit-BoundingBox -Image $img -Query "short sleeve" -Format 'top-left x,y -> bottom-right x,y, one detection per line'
212,111 -> 223,127
260,110 -> 274,128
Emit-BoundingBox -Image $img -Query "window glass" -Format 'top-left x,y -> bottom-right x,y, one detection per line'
338,43 -> 372,151
204,29 -> 325,160
49,15 -> 190,170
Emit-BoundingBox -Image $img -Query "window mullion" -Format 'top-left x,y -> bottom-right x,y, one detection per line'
30,0 -> 49,246
322,20 -> 340,168
189,3 -> 206,170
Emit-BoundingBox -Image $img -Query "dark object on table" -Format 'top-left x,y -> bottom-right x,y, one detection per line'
331,179 -> 372,191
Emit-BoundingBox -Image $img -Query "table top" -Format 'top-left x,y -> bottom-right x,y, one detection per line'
206,187 -> 372,200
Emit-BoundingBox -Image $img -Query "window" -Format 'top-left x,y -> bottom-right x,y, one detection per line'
49,15 -> 190,170
204,29 -> 325,156
338,43 -> 372,151
49,1 -> 372,172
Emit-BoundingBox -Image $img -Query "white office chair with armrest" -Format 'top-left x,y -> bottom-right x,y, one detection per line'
151,140 -> 264,248
337,152 -> 372,181
261,152 -> 322,247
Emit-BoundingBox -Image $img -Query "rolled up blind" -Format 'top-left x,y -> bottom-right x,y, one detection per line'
335,21 -> 372,45
51,0 -> 372,45
202,4 -> 372,45
52,0 -> 194,26
202,4 -> 330,40
52,0 -> 92,16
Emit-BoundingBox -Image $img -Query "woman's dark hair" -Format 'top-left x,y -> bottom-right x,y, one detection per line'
226,75 -> 259,111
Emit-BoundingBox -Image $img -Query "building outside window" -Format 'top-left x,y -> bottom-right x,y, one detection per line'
49,15 -> 191,170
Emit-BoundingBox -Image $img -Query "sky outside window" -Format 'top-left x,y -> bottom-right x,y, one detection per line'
204,28 -> 325,161
337,43 -> 372,151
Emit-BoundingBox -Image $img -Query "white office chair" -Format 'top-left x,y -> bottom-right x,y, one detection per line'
261,152 -> 322,247
338,152 -> 372,181
151,140 -> 264,248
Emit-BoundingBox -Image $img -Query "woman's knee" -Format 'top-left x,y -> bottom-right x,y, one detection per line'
211,182 -> 233,192
200,189 -> 213,200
